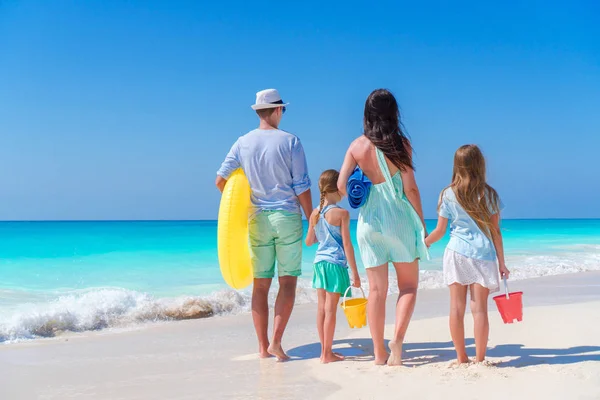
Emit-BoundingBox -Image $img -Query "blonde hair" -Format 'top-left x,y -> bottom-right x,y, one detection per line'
312,169 -> 340,224
441,145 -> 500,238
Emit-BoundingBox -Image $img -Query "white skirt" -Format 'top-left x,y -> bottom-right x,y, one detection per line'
443,249 -> 500,293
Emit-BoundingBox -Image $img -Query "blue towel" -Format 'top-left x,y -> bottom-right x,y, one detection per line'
347,167 -> 372,209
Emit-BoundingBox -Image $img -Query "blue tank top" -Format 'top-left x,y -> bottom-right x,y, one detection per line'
313,205 -> 348,267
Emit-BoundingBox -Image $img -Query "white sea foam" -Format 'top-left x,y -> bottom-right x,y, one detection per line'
0,285 -> 315,343
1,249 -> 598,343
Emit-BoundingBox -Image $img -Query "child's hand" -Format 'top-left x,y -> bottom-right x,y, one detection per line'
499,264 -> 510,279
352,273 -> 361,288
424,236 -> 432,248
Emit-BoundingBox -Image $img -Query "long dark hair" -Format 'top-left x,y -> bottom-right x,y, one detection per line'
363,89 -> 413,171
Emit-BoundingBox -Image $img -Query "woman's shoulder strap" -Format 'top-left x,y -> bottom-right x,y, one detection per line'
374,148 -> 392,181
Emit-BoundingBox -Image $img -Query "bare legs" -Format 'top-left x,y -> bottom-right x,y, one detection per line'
470,284 -> 490,362
252,276 -> 297,361
366,264 -> 389,365
316,289 -> 344,363
316,288 -> 326,357
387,260 -> 419,366
267,276 -> 297,361
448,283 -> 490,363
252,278 -> 272,358
366,260 -> 419,366
449,283 -> 469,363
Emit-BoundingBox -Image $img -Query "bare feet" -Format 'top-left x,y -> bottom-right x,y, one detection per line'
374,354 -> 389,365
373,345 -> 390,365
258,343 -> 272,359
267,342 -> 290,362
475,359 -> 497,367
387,340 -> 402,366
449,358 -> 471,368
457,356 -> 470,364
321,352 -> 345,364
259,350 -> 272,359
321,351 -> 345,362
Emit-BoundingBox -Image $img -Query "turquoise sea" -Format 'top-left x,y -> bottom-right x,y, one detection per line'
1,220 -> 599,342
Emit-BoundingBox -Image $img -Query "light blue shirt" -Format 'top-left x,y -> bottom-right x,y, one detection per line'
217,129 -> 311,215
314,205 -> 348,267
439,188 -> 504,261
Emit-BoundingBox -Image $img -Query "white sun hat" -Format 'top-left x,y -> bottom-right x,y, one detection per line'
251,89 -> 289,110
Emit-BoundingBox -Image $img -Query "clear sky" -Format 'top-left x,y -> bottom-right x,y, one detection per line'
1,1 -> 598,220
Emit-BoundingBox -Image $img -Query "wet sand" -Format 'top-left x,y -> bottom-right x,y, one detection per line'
1,272 -> 599,400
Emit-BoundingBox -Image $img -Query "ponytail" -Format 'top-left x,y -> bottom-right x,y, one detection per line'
313,169 -> 340,225
313,192 -> 326,224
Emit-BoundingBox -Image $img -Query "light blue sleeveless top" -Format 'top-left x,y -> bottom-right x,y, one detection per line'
313,205 -> 347,267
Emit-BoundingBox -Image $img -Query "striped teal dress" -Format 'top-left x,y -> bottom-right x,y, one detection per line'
357,148 -> 429,268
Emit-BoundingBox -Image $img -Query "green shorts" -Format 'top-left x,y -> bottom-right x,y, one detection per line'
249,211 -> 303,279
312,261 -> 351,295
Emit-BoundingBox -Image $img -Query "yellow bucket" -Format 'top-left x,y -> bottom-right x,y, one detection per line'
340,287 -> 368,329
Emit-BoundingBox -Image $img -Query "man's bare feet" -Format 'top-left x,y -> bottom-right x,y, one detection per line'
267,342 -> 290,362
387,340 -> 402,366
321,352 -> 345,364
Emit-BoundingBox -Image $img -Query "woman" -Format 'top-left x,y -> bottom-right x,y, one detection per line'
338,89 -> 429,366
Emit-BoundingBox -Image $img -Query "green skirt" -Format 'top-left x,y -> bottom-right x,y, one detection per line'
312,261 -> 351,295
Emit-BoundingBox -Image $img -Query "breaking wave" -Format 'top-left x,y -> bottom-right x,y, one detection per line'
1,247 -> 598,343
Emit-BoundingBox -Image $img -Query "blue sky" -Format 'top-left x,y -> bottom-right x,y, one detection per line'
1,1 -> 598,220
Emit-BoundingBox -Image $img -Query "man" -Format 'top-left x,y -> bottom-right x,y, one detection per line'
216,89 -> 312,361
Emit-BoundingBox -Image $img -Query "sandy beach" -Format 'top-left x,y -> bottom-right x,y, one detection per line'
1,272 -> 599,400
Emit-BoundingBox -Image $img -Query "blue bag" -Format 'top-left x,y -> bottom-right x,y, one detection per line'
346,167 -> 372,209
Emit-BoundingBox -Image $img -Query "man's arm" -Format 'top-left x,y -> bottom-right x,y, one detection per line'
290,137 -> 313,219
215,176 -> 227,193
216,140 -> 241,193
297,189 -> 313,221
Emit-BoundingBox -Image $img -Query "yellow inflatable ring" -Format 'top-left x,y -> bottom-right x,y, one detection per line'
217,169 -> 253,289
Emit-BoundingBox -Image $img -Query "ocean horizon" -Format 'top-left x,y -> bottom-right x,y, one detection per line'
1,219 -> 599,343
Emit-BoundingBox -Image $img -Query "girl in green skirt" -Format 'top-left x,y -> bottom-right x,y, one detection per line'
306,170 -> 361,363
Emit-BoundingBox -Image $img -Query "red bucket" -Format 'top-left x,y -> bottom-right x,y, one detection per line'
493,277 -> 523,324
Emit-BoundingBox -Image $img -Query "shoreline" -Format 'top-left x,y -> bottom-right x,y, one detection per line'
1,272 -> 599,399
3,266 -> 600,344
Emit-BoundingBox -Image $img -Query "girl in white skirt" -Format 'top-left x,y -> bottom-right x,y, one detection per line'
426,144 -> 510,364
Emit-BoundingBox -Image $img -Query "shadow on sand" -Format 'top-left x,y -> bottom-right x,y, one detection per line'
288,338 -> 600,367
288,338 -> 387,362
